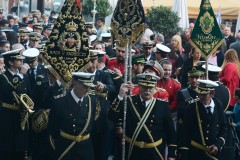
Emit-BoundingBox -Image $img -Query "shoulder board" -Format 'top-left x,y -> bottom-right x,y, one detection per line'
216,81 -> 223,85
54,93 -> 66,99
89,92 -> 95,95
172,78 -> 180,83
156,98 -> 169,102
113,76 -> 122,80
108,57 -> 117,61
156,87 -> 166,92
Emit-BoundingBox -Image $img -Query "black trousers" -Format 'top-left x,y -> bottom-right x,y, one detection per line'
0,150 -> 25,160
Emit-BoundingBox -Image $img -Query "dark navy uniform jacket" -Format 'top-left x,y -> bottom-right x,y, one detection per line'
179,97 -> 227,160
93,69 -> 115,133
48,92 -> 96,160
28,64 -> 48,109
0,69 -> 31,152
176,87 -> 198,144
109,95 -> 177,160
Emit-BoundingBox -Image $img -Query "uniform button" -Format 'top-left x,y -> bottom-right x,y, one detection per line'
73,130 -> 76,132
207,125 -> 210,127
217,125 -> 219,127
70,114 -> 72,116
206,137 -> 208,140
73,124 -> 75,127
151,120 -> 153,123
73,119 -> 75,121
207,131 -> 209,133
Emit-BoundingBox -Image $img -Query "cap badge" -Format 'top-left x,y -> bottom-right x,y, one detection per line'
150,60 -> 154,66
146,75 -> 152,81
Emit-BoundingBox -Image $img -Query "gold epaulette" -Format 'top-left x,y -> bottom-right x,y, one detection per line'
89,92 -> 95,95
113,76 -> 122,80
88,89 -> 96,95
156,87 -> 166,92
54,93 -> 66,99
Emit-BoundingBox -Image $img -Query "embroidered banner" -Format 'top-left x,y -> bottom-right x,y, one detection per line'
111,0 -> 145,46
190,0 -> 223,59
43,0 -> 89,86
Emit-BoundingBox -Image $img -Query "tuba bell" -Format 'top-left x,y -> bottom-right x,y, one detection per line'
32,109 -> 50,133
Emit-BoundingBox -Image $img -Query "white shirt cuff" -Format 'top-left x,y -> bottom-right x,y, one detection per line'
118,95 -> 124,101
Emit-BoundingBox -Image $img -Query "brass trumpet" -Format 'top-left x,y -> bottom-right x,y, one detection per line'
12,91 -> 34,130
13,92 -> 34,114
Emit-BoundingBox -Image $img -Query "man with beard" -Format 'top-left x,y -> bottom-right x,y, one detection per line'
19,29 -> 30,50
87,50 -> 116,160
140,40 -> 155,61
107,44 -> 125,76
176,66 -> 205,151
109,73 -> 176,160
85,22 -> 95,36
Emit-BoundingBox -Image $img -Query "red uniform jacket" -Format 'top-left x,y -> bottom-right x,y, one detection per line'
158,78 -> 181,111
107,58 -> 125,74
220,62 -> 240,106
131,86 -> 169,101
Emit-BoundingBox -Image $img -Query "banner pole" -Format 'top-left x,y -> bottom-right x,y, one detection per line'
122,41 -> 130,160
205,58 -> 208,80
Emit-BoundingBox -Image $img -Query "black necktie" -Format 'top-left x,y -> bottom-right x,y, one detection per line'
206,106 -> 212,116
142,101 -> 146,107
78,100 -> 82,106
30,68 -> 35,87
